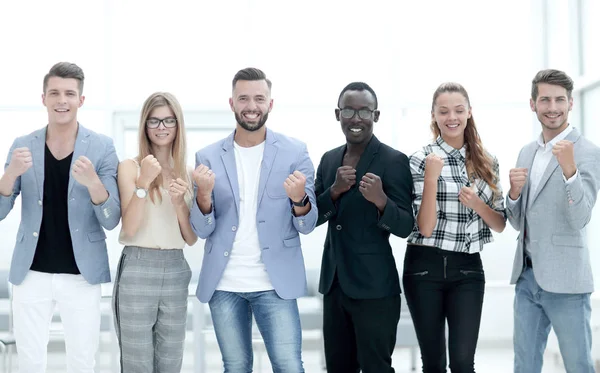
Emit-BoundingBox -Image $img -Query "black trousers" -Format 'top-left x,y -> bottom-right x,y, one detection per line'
403,244 -> 485,373
323,279 -> 401,373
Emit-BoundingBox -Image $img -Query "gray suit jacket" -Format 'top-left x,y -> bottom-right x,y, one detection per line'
0,125 -> 121,285
507,128 -> 600,293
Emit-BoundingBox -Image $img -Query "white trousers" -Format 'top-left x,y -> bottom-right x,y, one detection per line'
12,270 -> 101,373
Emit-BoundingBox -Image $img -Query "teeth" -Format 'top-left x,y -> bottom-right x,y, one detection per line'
448,124 -> 458,128
244,113 -> 259,119
350,128 -> 362,133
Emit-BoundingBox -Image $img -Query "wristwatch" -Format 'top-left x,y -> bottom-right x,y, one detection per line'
135,187 -> 148,199
292,194 -> 309,207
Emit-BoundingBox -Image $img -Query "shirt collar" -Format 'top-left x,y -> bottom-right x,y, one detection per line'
435,136 -> 466,161
536,125 -> 573,149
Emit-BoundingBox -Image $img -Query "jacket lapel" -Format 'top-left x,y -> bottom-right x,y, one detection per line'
220,131 -> 240,214
257,129 -> 278,206
337,135 -> 380,216
68,124 -> 90,197
30,127 -> 47,201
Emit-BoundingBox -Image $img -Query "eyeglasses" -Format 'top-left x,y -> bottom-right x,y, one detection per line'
338,108 -> 375,120
146,117 -> 177,129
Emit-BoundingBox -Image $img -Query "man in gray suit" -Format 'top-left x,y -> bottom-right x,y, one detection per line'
0,62 -> 120,373
507,69 -> 600,373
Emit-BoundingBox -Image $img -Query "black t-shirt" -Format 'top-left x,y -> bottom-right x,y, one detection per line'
30,144 -> 80,275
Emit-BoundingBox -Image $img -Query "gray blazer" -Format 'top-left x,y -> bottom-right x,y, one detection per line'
0,125 -> 121,285
507,128 -> 600,294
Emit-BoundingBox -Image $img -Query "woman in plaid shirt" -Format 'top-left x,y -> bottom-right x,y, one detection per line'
403,82 -> 507,373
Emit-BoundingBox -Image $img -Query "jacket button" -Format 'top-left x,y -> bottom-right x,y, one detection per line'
38,200 -> 42,206
33,232 -> 38,237
336,225 -> 342,231
224,252 -> 229,257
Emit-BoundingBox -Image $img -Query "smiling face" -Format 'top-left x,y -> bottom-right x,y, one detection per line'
432,91 -> 471,149
531,82 -> 573,135
42,76 -> 84,127
229,79 -> 273,133
145,105 -> 178,148
336,90 -> 379,145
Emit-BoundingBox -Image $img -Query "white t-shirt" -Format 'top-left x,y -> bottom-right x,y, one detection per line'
216,141 -> 274,292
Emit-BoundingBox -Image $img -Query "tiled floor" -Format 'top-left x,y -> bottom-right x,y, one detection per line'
4,336 -> 576,372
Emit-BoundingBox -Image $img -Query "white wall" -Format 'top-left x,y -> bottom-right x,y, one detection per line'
0,0 -> 551,344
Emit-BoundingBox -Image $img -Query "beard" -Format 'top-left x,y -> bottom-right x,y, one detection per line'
235,111 -> 269,132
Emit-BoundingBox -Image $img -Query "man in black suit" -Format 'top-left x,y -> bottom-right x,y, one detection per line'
315,82 -> 414,373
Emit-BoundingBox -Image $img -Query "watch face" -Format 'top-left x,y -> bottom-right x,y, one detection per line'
136,188 -> 147,198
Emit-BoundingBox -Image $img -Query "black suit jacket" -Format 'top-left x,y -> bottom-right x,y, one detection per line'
315,136 -> 414,299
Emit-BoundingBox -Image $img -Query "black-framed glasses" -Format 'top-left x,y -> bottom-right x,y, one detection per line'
146,117 -> 177,129
338,108 -> 375,119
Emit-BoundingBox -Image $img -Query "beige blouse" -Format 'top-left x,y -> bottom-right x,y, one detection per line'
118,162 -> 193,249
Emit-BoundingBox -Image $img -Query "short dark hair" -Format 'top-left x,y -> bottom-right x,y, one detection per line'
43,62 -> 85,94
337,82 -> 378,109
531,69 -> 574,101
232,67 -> 272,90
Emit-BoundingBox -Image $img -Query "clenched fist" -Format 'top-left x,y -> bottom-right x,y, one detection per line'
138,155 -> 162,188
458,185 -> 482,209
192,164 -> 215,199
359,172 -> 387,210
6,147 -> 32,178
284,170 -> 307,203
71,156 -> 100,188
508,168 -> 528,200
424,154 -> 444,181
168,178 -> 189,207
330,166 -> 356,198
552,140 -> 576,179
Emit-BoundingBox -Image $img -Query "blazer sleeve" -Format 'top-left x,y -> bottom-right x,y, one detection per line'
189,151 -> 216,239
315,153 -> 337,227
92,139 -> 121,230
564,153 -> 600,230
506,149 -> 525,231
0,139 -> 21,221
376,151 -> 415,238
291,143 -> 318,235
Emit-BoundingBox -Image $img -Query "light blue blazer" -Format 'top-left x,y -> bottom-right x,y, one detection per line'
0,125 -> 121,285
190,129 -> 318,303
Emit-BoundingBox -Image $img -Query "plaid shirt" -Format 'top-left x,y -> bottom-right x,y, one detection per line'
407,137 -> 506,253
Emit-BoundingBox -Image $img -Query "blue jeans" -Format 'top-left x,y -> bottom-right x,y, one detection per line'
514,267 -> 595,373
209,290 -> 304,373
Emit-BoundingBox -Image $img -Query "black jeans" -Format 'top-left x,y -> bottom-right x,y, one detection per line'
402,244 -> 485,373
323,280 -> 401,373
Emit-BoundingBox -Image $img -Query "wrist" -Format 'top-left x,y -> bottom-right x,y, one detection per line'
136,177 -> 151,190
562,164 -> 577,179
424,175 -> 439,183
509,189 -> 520,200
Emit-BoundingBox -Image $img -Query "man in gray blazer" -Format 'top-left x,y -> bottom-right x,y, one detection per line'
0,62 -> 120,373
507,69 -> 600,373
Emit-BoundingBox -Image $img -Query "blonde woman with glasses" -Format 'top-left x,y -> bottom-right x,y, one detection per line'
113,92 -> 196,373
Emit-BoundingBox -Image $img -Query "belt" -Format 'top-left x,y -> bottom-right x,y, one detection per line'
525,256 -> 533,268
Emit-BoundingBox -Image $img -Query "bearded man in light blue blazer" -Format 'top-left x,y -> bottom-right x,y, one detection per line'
507,69 -> 600,373
0,62 -> 120,373
189,67 -> 317,373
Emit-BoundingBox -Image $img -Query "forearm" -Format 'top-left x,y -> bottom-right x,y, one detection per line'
88,178 -> 110,205
0,173 -> 17,197
175,203 -> 198,246
416,178 -> 438,237
474,202 -> 506,233
121,195 -> 148,238
196,194 -> 212,215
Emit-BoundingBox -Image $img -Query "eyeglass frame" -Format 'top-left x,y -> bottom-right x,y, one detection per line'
146,117 -> 178,129
336,107 -> 378,120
